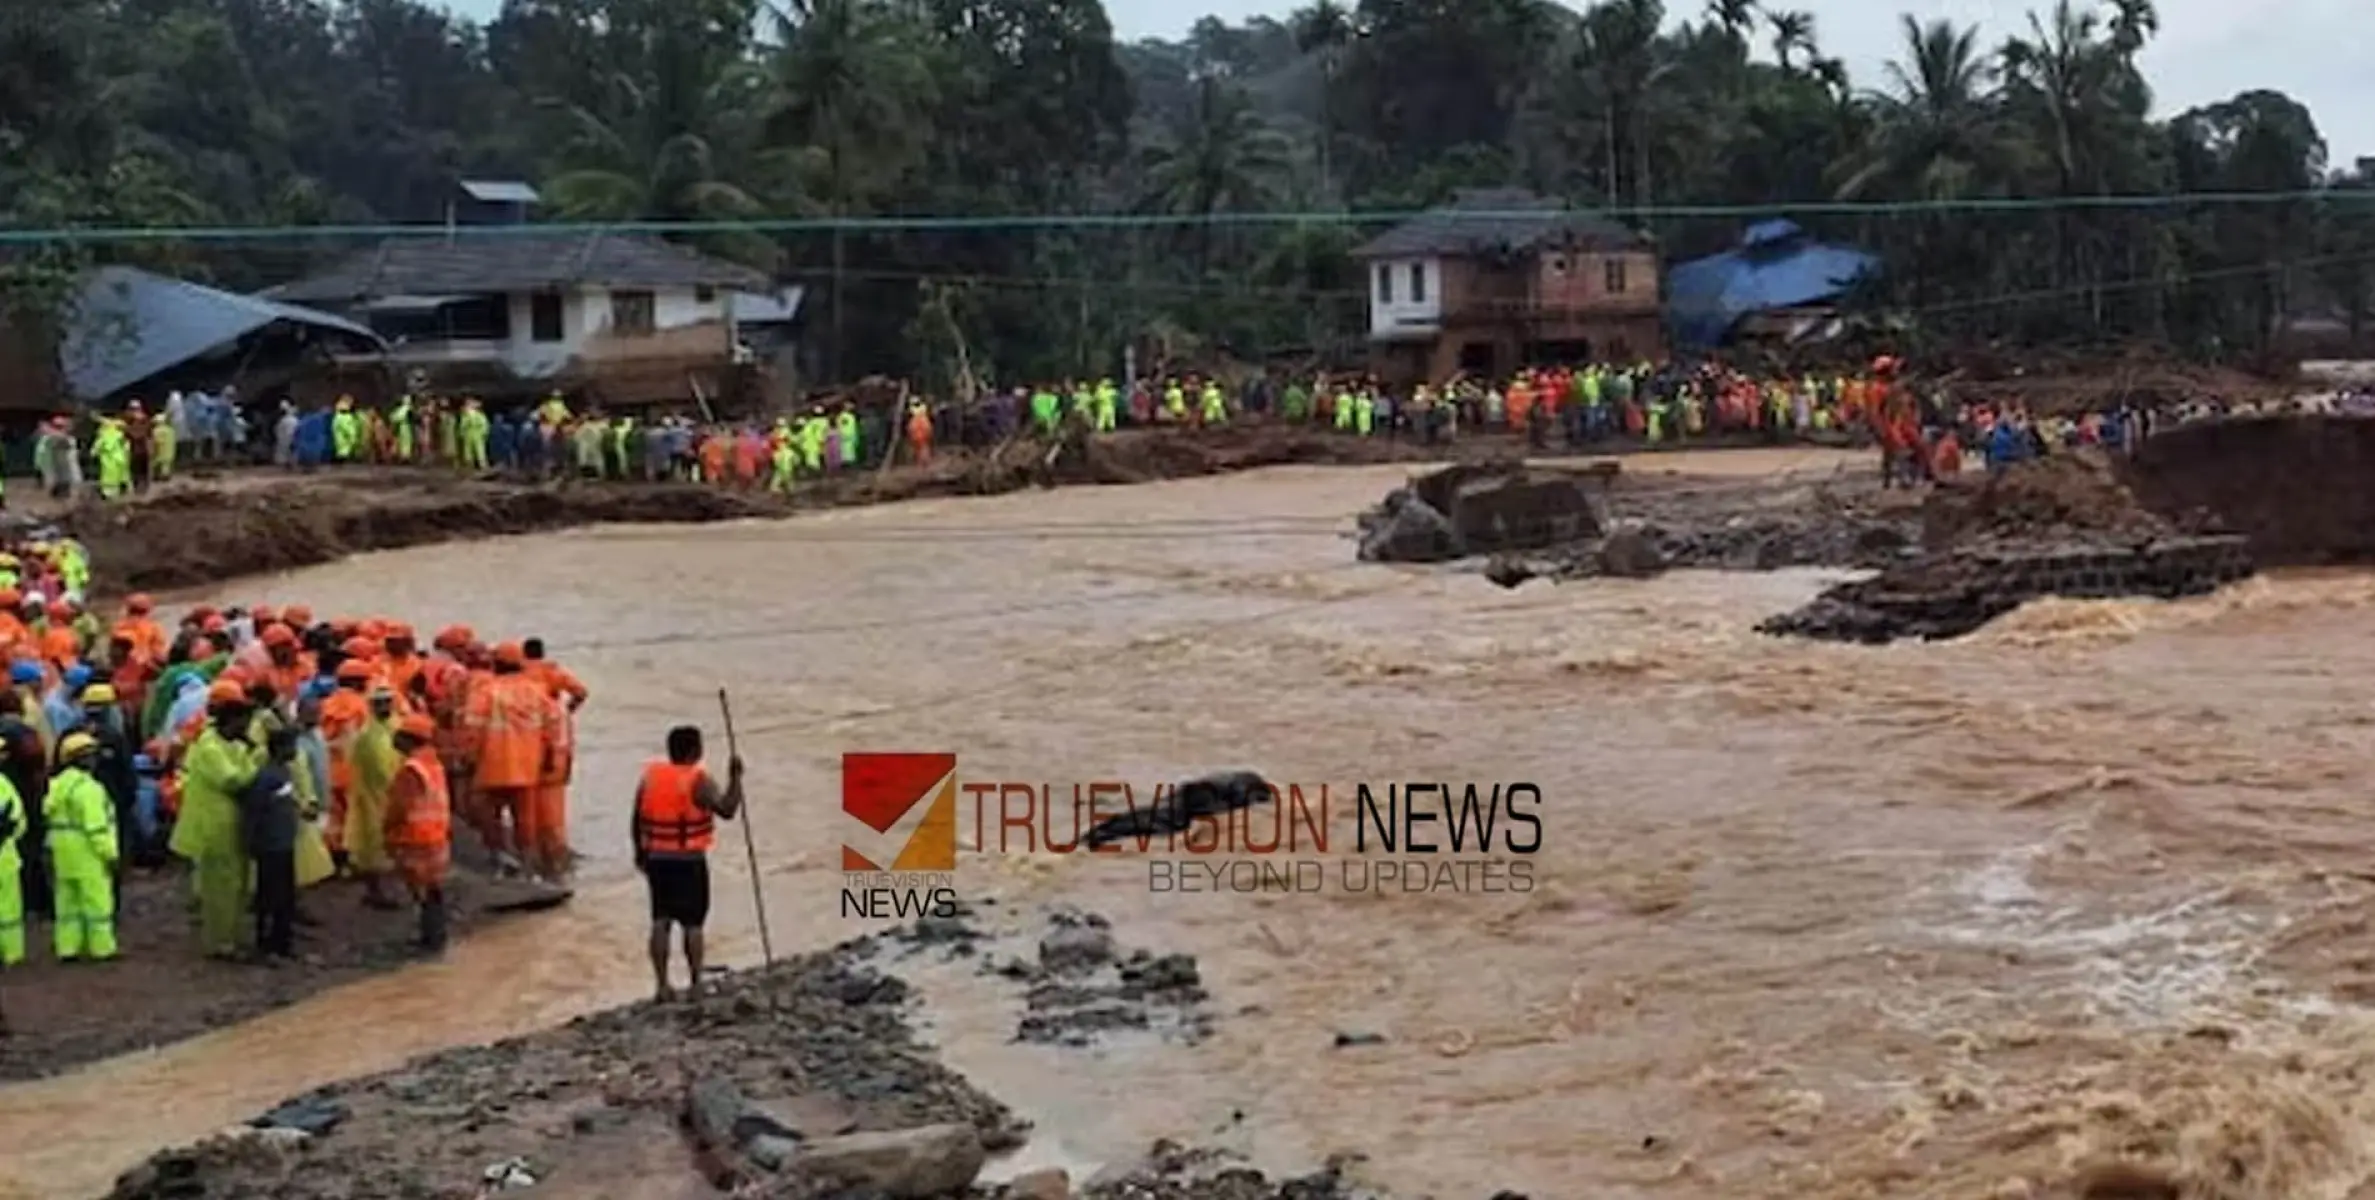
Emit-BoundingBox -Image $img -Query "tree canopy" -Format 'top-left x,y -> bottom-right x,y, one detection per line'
2,0 -> 2366,386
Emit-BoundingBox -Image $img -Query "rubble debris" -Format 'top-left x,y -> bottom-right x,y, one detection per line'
107,947 -> 1025,1200
1071,1140 -> 1380,1200
1759,534 -> 2256,644
1358,461 -> 1604,563
1011,913 -> 1214,1048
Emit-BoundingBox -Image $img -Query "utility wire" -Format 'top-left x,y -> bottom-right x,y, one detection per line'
6,190 -> 2375,244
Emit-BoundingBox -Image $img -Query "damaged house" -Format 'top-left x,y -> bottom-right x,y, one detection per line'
267,182 -> 777,407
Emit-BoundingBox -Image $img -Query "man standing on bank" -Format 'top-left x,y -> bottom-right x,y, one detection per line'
632,724 -> 743,1001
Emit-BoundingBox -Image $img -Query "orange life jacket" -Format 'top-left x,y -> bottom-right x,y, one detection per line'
635,760 -> 714,854
387,749 -> 451,853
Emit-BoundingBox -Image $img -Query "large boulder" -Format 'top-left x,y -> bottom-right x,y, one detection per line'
1358,490 -> 1459,562
796,1124 -> 988,1198
1361,462 -> 1604,563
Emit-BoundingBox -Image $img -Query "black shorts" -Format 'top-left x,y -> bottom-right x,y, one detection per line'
644,856 -> 711,927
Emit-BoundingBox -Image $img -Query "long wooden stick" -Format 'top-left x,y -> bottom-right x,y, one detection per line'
716,688 -> 773,966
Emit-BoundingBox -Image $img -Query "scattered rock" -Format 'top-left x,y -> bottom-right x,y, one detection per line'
1012,918 -> 1213,1048
797,1123 -> 987,1198
1004,1166 -> 1074,1199
109,947 -> 1028,1200
1038,916 -> 1118,975
251,1096 -> 347,1137
1595,525 -> 1668,578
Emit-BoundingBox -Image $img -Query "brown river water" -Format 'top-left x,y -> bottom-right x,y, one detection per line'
11,447 -> 2375,1198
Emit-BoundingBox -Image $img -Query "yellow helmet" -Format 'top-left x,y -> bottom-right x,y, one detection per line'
81,683 -> 117,706
58,731 -> 98,761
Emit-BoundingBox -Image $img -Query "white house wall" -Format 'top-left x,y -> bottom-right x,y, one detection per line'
1368,257 -> 1442,339
485,286 -> 726,372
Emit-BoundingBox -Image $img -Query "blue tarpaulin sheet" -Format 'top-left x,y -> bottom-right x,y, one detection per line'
1665,221 -> 1878,348
61,266 -> 384,402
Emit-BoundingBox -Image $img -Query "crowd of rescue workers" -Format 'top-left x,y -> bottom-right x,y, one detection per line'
22,356 -> 2192,501
0,527 -> 618,1032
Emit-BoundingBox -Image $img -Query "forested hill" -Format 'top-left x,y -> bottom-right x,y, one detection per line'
4,0 -> 2368,383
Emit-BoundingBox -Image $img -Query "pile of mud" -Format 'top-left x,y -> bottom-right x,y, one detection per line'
1920,452 -> 2181,549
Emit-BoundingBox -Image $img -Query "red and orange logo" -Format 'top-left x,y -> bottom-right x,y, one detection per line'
842,752 -> 959,871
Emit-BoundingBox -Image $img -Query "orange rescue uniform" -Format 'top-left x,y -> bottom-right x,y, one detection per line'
385,743 -> 452,891
462,669 -> 560,859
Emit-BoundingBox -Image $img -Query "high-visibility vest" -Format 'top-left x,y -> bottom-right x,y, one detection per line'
388,751 -> 450,852
635,760 -> 713,854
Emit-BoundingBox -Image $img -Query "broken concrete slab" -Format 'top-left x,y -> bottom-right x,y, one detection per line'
797,1123 -> 988,1198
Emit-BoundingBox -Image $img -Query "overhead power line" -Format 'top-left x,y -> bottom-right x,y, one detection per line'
4,189 -> 2374,244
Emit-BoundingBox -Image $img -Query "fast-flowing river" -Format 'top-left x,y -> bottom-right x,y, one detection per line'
7,447 -> 2375,1199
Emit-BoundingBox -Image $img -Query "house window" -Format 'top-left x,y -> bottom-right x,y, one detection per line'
695,285 -> 716,303
1409,263 -> 1426,304
529,291 -> 564,343
1603,257 -> 1629,294
1376,263 -> 1393,304
1549,254 -> 1570,274
611,289 -> 656,336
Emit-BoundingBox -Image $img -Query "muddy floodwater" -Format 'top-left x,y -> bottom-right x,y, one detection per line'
14,446 -> 2375,1198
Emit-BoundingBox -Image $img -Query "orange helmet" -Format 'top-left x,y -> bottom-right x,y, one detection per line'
206,680 -> 246,704
201,614 -> 228,634
284,605 -> 313,628
261,624 -> 297,649
397,713 -> 437,741
433,625 -> 473,651
335,659 -> 373,683
251,604 -> 278,625
341,636 -> 376,660
492,641 -> 526,668
388,622 -> 416,641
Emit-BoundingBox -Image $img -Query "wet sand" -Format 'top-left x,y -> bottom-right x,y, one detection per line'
14,441 -> 2375,1198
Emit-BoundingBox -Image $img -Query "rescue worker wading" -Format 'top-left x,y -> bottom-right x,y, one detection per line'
633,725 -> 743,1002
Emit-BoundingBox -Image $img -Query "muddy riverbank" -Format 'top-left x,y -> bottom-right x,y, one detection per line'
48,425 -> 1673,595
0,866 -> 566,1083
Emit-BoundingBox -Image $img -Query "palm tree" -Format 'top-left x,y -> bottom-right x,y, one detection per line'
1290,0 -> 1353,201
1139,73 -> 1292,274
1705,0 -> 1756,47
1579,0 -> 1671,208
765,0 -> 935,380
1835,16 -> 2003,201
1765,9 -> 1813,71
